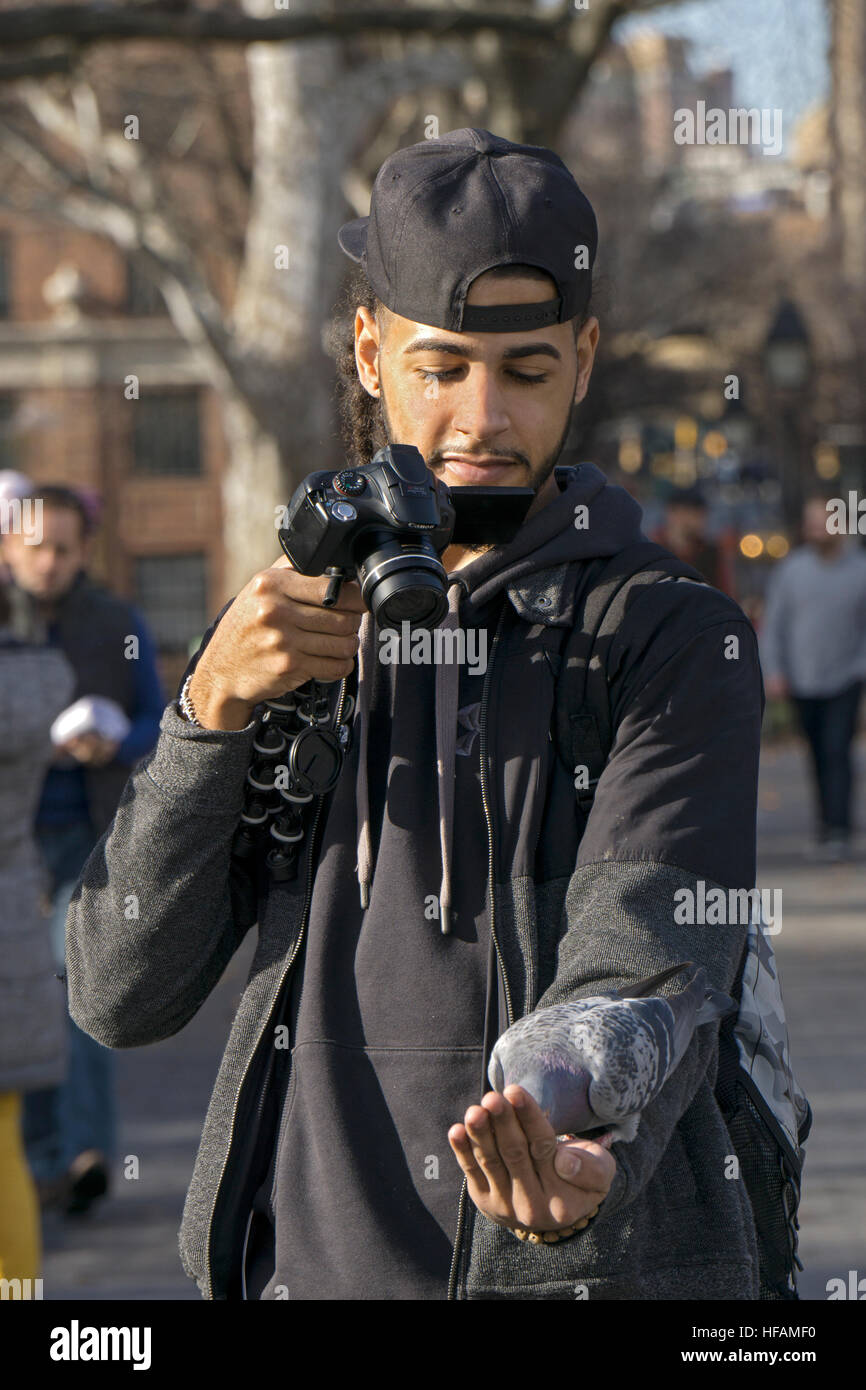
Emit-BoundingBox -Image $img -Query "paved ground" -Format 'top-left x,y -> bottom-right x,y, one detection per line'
756,740 -> 866,1300
36,736 -> 866,1300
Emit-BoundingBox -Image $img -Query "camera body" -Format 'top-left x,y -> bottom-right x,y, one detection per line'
278,444 -> 533,629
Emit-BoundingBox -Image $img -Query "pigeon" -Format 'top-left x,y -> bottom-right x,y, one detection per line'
487,961 -> 735,1144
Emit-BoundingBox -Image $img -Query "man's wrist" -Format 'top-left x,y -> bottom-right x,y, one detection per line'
184,668 -> 256,732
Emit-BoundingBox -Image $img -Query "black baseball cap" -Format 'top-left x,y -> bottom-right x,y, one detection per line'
337,127 -> 597,334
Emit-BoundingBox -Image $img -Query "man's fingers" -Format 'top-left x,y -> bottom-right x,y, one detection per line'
265,561 -> 367,614
481,1092 -> 546,1221
287,601 -> 364,638
447,1123 -> 490,1196
461,1105 -> 517,1209
503,1086 -> 613,1195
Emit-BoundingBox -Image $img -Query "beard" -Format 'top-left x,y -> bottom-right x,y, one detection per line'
375,384 -> 576,498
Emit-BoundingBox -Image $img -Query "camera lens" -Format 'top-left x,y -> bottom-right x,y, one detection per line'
356,533 -> 449,631
381,586 -> 443,626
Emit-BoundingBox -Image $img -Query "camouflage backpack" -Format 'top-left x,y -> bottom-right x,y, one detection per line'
552,540 -> 812,1300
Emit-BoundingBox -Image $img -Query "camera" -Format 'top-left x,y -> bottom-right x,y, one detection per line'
277,444 -> 534,629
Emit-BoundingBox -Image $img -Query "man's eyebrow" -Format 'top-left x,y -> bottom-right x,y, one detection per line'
402,337 -> 562,362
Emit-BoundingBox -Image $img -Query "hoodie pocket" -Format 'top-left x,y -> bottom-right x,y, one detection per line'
268,1059 -> 300,1215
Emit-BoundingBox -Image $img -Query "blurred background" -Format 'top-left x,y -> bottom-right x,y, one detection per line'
0,0 -> 863,1300
0,0 -> 863,690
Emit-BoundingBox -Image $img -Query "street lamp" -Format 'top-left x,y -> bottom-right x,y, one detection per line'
765,301 -> 811,390
763,300 -> 812,530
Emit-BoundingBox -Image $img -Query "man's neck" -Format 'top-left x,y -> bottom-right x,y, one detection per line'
809,541 -> 844,563
442,469 -> 561,573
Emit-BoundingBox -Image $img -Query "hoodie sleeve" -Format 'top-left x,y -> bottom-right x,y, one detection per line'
534,579 -> 764,1222
64,598 -> 262,1048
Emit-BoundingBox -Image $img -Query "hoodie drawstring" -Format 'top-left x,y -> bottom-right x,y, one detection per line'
355,580 -> 464,933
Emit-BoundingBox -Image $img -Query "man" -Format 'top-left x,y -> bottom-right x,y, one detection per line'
653,486 -> 736,597
762,492 -> 866,862
1,484 -> 165,1212
66,130 -> 763,1299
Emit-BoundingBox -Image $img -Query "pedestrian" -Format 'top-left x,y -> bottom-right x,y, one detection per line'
761,491 -> 866,862
1,484 -> 165,1214
0,579 -> 75,1282
66,130 -> 765,1299
652,486 -> 736,597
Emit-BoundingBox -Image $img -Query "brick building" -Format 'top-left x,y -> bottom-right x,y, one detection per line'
0,214 -> 226,694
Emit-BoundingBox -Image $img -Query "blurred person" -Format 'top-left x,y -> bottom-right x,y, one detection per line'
761,493 -> 866,862
0,580 -> 75,1282
653,486 -> 736,597
0,471 -> 42,641
0,485 -> 165,1213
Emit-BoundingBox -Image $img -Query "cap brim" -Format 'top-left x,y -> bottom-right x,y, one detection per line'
337,216 -> 368,262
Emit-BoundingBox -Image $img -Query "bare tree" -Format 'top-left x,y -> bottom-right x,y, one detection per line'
0,0 -> 686,594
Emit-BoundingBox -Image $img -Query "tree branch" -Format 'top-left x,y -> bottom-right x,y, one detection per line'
0,113 -> 237,388
0,51 -> 75,81
0,6 -> 577,49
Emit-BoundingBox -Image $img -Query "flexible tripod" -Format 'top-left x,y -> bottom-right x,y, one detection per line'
230,677 -> 355,882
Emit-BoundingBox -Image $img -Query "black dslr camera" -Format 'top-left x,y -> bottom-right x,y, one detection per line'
277,443 -> 534,629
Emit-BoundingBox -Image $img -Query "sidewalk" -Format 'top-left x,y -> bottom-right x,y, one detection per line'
756,737 -> 866,1300
37,736 -> 866,1300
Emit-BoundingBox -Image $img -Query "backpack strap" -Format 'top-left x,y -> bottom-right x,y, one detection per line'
555,541 -> 708,806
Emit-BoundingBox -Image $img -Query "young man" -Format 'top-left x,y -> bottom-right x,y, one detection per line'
66,130 -> 764,1299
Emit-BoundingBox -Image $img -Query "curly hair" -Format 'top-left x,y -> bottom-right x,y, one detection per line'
324,264 -> 593,470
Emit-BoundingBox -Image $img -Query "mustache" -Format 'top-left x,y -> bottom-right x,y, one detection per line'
428,449 -> 529,468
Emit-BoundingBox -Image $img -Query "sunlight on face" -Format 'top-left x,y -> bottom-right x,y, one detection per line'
355,269 -> 599,498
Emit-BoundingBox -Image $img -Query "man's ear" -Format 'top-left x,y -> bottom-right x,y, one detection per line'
574,315 -> 600,406
355,306 -> 382,398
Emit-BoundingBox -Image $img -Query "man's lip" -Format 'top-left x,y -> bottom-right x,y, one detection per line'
441,455 -> 517,466
438,456 -> 519,483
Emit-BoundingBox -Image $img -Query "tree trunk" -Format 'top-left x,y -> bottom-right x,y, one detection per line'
217,392 -> 287,600
219,0 -> 347,597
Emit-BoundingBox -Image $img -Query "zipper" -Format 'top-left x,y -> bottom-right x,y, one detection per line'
204,675 -> 349,1299
446,599 -> 511,1301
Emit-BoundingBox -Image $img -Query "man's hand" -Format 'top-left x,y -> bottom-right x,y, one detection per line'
448,1084 -> 616,1235
765,674 -> 789,701
58,732 -> 121,766
186,554 -> 366,732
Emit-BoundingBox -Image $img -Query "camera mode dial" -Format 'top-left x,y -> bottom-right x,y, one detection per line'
333,469 -> 367,497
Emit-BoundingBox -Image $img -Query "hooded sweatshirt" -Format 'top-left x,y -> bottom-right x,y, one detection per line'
241,462 -> 645,1299
65,460 -> 768,1300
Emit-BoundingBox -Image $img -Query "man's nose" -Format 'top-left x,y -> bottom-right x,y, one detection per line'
450,367 -> 510,441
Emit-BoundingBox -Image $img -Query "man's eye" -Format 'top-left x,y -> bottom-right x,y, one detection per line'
419,369 -> 547,385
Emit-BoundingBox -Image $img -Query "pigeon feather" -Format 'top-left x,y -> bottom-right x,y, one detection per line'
488,961 -> 735,1143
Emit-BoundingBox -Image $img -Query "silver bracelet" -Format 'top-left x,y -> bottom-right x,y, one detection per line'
178,672 -> 202,727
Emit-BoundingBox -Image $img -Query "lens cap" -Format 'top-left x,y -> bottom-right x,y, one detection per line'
288,725 -> 344,796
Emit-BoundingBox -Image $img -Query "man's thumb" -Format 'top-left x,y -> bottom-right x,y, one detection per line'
554,1146 -> 583,1180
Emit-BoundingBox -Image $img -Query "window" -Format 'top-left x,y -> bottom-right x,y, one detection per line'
132,392 -> 201,475
0,241 -> 9,319
133,553 -> 208,652
126,259 -> 166,317
0,395 -> 17,469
